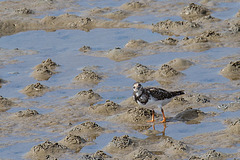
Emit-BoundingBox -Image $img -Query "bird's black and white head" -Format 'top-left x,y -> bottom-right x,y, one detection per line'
133,82 -> 143,94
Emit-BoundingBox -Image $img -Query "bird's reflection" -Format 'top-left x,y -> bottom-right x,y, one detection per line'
143,122 -> 166,140
152,123 -> 166,136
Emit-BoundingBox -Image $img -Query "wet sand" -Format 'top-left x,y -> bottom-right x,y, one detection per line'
0,0 -> 240,159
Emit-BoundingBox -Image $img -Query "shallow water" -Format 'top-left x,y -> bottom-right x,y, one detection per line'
0,0 -> 240,159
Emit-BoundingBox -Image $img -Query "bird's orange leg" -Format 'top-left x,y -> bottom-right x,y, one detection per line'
147,110 -> 155,123
160,108 -> 166,123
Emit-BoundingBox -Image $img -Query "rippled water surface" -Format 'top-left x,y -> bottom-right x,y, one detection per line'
0,0 -> 240,159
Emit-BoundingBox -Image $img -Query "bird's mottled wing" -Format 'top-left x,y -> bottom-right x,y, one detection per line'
147,87 -> 175,100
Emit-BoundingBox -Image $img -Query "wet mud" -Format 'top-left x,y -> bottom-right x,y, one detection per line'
0,0 -> 240,159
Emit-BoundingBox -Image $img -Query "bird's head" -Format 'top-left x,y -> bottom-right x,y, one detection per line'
132,82 -> 143,93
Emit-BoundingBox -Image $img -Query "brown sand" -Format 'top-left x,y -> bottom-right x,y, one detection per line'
0,0 -> 240,159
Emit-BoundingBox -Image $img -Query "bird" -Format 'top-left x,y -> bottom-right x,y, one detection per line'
132,82 -> 184,123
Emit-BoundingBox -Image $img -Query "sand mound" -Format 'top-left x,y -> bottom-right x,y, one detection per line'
79,45 -> 91,53
27,140 -> 68,160
73,69 -> 102,85
152,20 -> 200,36
174,108 -> 206,124
126,63 -> 155,83
127,147 -> 158,160
32,58 -> 59,81
115,107 -> 153,124
189,150 -> 227,160
104,135 -> 138,154
180,3 -> 211,21
166,58 -> 194,71
68,121 -> 104,141
0,96 -> 14,112
120,1 -> 148,11
69,89 -> 102,105
21,82 -> 49,97
125,39 -> 148,49
58,134 -> 86,152
160,37 -> 179,45
107,47 -> 138,62
220,60 -> 240,80
89,100 -> 121,116
15,109 -> 39,117
82,150 -> 111,159
104,10 -> 129,20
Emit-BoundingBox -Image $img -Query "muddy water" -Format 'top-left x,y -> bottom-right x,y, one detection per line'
0,0 -> 240,159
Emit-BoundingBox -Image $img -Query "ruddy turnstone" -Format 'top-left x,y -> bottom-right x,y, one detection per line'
132,82 -> 184,123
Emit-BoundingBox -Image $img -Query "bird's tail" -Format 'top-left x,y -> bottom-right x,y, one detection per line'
172,90 -> 184,96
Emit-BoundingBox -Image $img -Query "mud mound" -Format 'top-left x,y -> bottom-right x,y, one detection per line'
120,1 -> 148,11
193,15 -> 221,24
83,150 -> 111,159
0,96 -> 14,112
73,69 -> 102,85
199,30 -> 222,41
89,100 -> 121,116
69,89 -> 102,105
189,150 -> 226,160
15,8 -> 34,14
21,82 -> 49,97
173,94 -> 210,104
32,58 -> 59,81
220,60 -> 240,80
79,46 -> 91,53
158,137 -> 189,159
236,10 -> 240,17
154,64 -> 184,84
127,147 -> 158,160
27,140 -> 68,160
34,58 -> 59,71
0,78 -> 7,87
218,99 -> 240,111
228,21 -> 240,33
174,108 -> 206,124
180,3 -> 210,21
40,14 -> 94,32
179,36 -> 210,52
226,119 -> 240,134
168,94 -> 211,113
68,121 -> 104,140
152,20 -> 200,36
120,96 -> 139,107
104,10 -> 129,20
126,63 -> 155,82
15,109 -> 39,117
105,135 -> 137,154
125,39 -> 148,49
166,58 -> 194,71
59,134 -> 86,151
107,47 -> 137,62
116,107 -> 153,123
160,37 -> 179,45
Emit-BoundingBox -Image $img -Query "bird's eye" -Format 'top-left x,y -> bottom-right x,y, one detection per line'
133,86 -> 135,89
